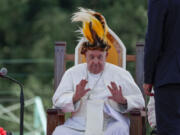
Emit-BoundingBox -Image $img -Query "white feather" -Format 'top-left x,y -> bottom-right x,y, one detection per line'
72,7 -> 96,22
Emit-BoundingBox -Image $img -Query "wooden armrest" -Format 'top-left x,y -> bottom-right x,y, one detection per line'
124,108 -> 146,117
129,108 -> 146,116
47,108 -> 65,135
47,108 -> 65,116
128,108 -> 146,135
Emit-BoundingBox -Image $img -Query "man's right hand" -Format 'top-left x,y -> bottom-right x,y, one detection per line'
73,79 -> 90,103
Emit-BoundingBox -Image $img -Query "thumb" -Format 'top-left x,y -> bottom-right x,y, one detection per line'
85,88 -> 91,92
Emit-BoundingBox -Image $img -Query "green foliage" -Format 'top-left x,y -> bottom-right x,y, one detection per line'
0,0 -> 149,133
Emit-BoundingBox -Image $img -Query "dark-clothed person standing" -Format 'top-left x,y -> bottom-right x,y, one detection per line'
143,0 -> 180,135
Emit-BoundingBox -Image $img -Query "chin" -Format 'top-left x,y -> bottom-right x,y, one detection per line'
94,71 -> 100,74
91,69 -> 102,74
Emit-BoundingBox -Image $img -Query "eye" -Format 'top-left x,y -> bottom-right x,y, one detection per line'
98,55 -> 103,60
89,55 -> 94,59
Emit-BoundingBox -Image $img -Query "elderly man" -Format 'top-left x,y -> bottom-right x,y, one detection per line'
52,8 -> 145,135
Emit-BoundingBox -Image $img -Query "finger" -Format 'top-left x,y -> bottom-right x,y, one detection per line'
85,88 -> 91,92
82,88 -> 91,96
78,80 -> 83,89
107,85 -> 113,91
79,79 -> 86,85
79,79 -> 83,85
111,82 -> 119,95
118,85 -> 122,96
80,79 -> 87,84
107,85 -> 115,95
76,84 -> 80,91
144,85 -> 153,96
143,84 -> 146,90
81,80 -> 88,88
145,89 -> 152,96
76,81 -> 87,92
79,80 -> 87,89
145,90 -> 154,96
111,82 -> 118,90
118,85 -> 122,91
143,84 -> 152,92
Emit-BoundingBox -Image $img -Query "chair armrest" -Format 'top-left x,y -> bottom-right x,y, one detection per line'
129,108 -> 146,117
128,109 -> 146,135
47,108 -> 65,116
47,108 -> 65,135
124,108 -> 146,117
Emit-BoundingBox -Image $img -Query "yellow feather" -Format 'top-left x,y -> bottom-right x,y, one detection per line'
91,17 -> 105,39
83,22 -> 94,43
82,17 -> 107,44
72,7 -> 111,45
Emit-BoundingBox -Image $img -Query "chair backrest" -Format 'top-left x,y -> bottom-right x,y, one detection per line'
74,28 -> 126,68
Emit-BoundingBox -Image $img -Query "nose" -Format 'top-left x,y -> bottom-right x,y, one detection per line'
93,57 -> 99,64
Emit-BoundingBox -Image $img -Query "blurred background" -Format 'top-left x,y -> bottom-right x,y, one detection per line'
0,0 -> 148,134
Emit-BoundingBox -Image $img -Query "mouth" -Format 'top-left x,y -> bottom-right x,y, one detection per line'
90,64 -> 101,72
92,64 -> 99,69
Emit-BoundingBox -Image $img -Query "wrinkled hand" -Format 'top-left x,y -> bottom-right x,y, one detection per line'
73,79 -> 90,103
143,83 -> 154,96
107,82 -> 127,104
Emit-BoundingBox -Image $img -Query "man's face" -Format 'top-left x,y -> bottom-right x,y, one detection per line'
85,50 -> 107,74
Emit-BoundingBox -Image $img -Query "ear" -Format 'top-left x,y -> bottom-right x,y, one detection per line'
106,52 -> 108,58
84,51 -> 88,61
84,51 -> 87,57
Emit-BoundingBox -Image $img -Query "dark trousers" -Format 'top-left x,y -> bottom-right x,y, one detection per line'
154,84 -> 180,135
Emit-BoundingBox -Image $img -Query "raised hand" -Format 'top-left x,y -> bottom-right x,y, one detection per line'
73,79 -> 90,103
107,81 -> 127,104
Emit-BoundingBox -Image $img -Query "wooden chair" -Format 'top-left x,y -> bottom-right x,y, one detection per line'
47,29 -> 146,135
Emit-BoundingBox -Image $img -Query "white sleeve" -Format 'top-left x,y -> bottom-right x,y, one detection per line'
123,71 -> 145,112
52,70 -> 81,112
109,71 -> 145,113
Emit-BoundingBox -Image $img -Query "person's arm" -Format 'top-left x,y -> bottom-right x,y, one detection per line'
122,72 -> 145,112
52,69 -> 90,112
108,71 -> 145,113
52,70 -> 78,112
144,0 -> 168,84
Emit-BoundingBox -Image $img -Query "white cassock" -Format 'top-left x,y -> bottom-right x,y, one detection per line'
52,63 -> 145,135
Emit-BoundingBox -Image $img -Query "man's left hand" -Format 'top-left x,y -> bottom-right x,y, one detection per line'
143,83 -> 153,96
107,81 -> 127,104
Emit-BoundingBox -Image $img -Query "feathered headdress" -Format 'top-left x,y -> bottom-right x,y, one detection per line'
72,7 -> 111,54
